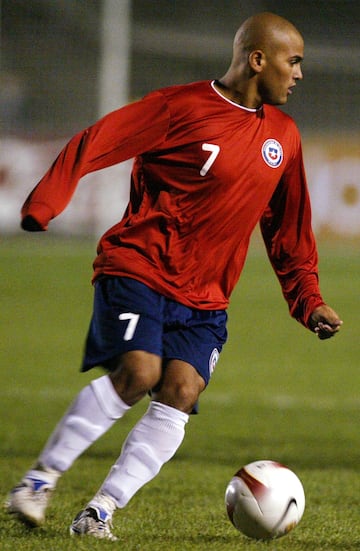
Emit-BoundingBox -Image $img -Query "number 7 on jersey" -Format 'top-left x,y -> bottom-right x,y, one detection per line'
200,143 -> 220,176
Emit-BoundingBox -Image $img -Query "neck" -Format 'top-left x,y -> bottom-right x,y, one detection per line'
214,77 -> 262,110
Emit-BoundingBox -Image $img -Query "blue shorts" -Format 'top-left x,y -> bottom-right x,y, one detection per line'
82,276 -> 228,387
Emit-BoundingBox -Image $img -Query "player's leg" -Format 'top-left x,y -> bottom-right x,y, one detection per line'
70,359 -> 202,539
69,306 -> 228,540
6,277 -> 164,528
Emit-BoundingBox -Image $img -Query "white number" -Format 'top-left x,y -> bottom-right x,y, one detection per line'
200,143 -> 220,176
119,312 -> 140,341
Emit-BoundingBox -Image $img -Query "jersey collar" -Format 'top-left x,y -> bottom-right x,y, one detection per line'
211,80 -> 263,113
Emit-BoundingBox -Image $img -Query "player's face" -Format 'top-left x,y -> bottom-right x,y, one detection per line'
257,31 -> 304,105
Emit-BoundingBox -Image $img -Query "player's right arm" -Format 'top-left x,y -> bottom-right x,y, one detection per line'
21,214 -> 44,231
21,92 -> 170,231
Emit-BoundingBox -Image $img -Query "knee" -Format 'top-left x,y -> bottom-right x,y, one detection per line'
154,379 -> 203,414
110,351 -> 162,405
153,360 -> 205,414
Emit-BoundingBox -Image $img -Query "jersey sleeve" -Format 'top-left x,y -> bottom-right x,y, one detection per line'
260,140 -> 324,328
21,92 -> 170,230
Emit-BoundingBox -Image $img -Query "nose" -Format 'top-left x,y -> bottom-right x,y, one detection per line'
294,64 -> 303,81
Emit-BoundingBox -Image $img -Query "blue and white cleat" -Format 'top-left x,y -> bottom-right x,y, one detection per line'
6,469 -> 59,526
70,505 -> 118,541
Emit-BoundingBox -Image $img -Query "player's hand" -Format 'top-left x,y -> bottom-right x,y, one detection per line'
309,305 -> 343,340
21,215 -> 44,231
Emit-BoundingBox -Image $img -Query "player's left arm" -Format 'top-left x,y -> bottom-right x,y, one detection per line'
309,304 -> 343,340
260,139 -> 342,338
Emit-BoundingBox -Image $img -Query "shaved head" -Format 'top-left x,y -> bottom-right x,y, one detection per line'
233,12 -> 303,62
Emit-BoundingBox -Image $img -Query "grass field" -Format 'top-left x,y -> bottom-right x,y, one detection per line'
1,235 -> 359,550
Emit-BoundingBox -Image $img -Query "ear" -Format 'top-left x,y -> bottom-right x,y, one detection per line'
248,50 -> 265,73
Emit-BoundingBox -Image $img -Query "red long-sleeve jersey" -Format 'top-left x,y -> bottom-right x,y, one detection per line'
21,80 -> 324,326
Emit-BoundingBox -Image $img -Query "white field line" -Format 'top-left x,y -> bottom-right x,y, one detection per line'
204,392 -> 360,411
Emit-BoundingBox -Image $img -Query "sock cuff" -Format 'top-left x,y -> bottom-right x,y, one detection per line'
149,401 -> 189,427
26,468 -> 60,486
91,375 -> 131,419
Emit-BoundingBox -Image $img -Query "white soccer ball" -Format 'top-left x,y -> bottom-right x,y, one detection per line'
225,460 -> 305,540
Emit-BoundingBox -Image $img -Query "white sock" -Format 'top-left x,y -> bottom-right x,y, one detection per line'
25,466 -> 61,488
38,375 -> 130,472
92,401 -> 189,508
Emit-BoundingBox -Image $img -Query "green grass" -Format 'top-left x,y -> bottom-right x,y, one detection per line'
1,234 -> 359,550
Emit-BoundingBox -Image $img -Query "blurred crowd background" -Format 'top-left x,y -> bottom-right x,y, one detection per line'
1,0 -> 359,237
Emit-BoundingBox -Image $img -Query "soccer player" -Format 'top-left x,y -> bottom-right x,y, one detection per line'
7,12 -> 342,540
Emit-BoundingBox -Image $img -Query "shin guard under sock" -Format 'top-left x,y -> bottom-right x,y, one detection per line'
95,401 -> 189,508
38,375 -> 130,472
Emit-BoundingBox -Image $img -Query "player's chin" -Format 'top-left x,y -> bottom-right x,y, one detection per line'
265,94 -> 289,106
277,94 -> 290,105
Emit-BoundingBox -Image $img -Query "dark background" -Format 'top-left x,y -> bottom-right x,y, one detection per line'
2,0 -> 359,137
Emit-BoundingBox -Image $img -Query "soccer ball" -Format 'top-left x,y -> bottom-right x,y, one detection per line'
225,460 -> 305,540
